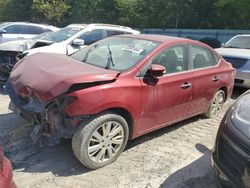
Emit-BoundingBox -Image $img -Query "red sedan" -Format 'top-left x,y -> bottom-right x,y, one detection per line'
0,146 -> 16,188
6,34 -> 234,169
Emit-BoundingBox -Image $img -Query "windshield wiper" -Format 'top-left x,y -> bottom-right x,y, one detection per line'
82,48 -> 92,62
105,44 -> 115,69
82,44 -> 99,62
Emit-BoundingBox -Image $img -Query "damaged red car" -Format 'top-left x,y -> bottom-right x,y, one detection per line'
6,34 -> 234,169
0,146 -> 16,188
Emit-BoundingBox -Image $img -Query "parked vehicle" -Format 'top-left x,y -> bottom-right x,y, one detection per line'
216,35 -> 250,88
0,146 -> 16,188
21,23 -> 140,57
0,24 -> 139,84
0,32 -> 53,84
0,22 -> 59,44
199,37 -> 222,48
211,90 -> 250,188
6,34 -> 234,169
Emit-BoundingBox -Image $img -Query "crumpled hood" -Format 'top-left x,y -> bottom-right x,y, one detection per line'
10,53 -> 119,102
0,39 -> 34,52
215,48 -> 250,59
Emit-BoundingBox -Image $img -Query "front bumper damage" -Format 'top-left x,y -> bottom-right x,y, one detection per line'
0,51 -> 19,84
5,82 -> 79,147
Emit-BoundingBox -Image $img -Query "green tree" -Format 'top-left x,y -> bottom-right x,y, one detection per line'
68,0 -> 117,24
2,0 -> 33,22
32,0 -> 70,25
215,0 -> 250,29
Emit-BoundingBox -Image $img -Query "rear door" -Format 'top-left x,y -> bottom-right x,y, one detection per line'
189,44 -> 222,115
139,44 -> 194,133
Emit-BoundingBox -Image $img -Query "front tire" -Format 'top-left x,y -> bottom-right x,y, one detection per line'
204,90 -> 225,119
72,112 -> 129,169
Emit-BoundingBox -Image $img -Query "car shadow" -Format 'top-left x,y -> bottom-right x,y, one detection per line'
126,115 -> 206,150
231,86 -> 248,100
160,144 -> 222,188
13,141 -> 90,176
0,112 -> 90,177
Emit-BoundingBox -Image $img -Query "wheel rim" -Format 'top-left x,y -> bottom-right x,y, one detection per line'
87,121 -> 124,163
210,92 -> 224,117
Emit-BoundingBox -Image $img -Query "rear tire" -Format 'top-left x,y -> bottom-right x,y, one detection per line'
72,112 -> 129,169
204,90 -> 225,119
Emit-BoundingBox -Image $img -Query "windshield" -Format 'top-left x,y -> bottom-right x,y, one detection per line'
33,27 -> 83,43
71,36 -> 160,71
224,36 -> 250,49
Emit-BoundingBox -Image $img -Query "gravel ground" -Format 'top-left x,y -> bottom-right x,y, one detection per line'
0,87 -> 247,188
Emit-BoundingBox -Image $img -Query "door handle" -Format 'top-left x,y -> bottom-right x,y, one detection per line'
212,76 -> 220,82
181,82 -> 192,89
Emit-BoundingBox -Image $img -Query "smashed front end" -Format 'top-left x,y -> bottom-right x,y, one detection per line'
5,82 -> 79,147
5,52 -> 119,147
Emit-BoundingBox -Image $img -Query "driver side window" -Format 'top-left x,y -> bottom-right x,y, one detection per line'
152,44 -> 188,74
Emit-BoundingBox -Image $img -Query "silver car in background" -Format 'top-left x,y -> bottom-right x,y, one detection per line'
216,35 -> 250,88
0,22 -> 59,44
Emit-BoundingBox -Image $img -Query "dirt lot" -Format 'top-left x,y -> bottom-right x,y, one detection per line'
0,87 -> 247,188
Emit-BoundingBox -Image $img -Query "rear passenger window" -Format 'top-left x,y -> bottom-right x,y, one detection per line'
152,44 -> 189,74
106,30 -> 125,37
192,45 -> 217,69
26,26 -> 44,34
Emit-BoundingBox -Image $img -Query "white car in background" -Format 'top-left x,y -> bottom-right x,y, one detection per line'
216,34 -> 250,88
0,24 -> 139,84
22,24 -> 140,57
0,22 -> 59,43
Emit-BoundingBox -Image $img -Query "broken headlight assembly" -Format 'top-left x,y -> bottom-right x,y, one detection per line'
231,93 -> 250,140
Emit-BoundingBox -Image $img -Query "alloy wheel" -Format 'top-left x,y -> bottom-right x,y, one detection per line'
87,121 -> 125,163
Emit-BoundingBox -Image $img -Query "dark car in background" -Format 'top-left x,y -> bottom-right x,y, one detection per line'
211,90 -> 250,188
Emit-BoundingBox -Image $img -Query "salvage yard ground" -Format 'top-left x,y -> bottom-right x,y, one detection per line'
0,87 -> 247,188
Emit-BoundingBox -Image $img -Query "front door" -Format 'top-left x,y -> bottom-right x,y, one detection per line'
138,44 -> 193,134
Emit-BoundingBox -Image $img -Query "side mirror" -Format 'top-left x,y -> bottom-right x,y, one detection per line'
72,39 -> 85,47
0,29 -> 6,34
148,64 -> 166,77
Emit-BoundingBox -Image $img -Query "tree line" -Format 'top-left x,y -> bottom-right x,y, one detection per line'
0,0 -> 249,29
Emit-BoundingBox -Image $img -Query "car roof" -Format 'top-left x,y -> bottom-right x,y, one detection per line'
66,24 -> 88,29
66,23 -> 139,33
120,34 -> 193,43
0,22 -> 59,30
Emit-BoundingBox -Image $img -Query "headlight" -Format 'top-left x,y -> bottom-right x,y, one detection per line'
231,92 -> 250,139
